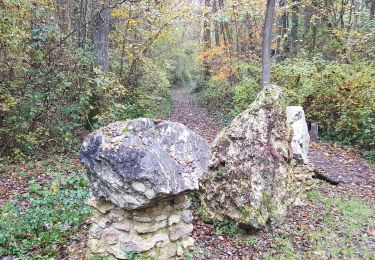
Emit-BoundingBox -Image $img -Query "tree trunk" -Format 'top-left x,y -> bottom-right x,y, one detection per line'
203,0 -> 212,77
55,0 -> 71,33
346,0 -> 359,63
212,0 -> 220,46
289,0 -> 300,54
91,1 -> 111,71
262,0 -> 276,87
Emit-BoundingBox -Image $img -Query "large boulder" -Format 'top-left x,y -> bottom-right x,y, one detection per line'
80,118 -> 210,210
287,106 -> 310,165
199,85 -> 295,228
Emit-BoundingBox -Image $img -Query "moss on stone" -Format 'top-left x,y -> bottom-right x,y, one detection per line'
240,206 -> 253,221
198,206 -> 213,223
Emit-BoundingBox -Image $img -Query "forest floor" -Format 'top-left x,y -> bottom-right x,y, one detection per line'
167,87 -> 375,259
1,87 -> 374,259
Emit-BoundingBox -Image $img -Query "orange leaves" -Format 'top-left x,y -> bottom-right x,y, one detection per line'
212,66 -> 233,81
198,44 -> 229,62
198,44 -> 239,81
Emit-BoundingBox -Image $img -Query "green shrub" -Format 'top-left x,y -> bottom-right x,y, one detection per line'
197,57 -> 375,155
273,59 -> 375,151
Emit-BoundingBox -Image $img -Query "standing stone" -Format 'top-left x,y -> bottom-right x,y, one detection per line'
287,106 -> 314,203
80,118 -> 211,210
200,85 -> 295,228
287,106 -> 310,165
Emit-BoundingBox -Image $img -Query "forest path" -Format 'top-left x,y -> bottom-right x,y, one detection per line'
166,87 -> 221,143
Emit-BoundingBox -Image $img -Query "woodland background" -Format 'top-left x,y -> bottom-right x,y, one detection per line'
0,0 -> 374,258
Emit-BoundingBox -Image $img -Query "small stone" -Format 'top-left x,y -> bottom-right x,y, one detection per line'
92,211 -> 111,228
103,228 -> 119,245
177,246 -> 184,256
112,219 -> 132,232
134,220 -> 167,234
134,215 -> 153,223
88,198 -> 116,214
169,223 -> 194,241
111,233 -> 169,255
88,239 -> 106,254
181,210 -> 193,224
145,189 -> 156,200
156,243 -> 177,259
108,208 -> 126,222
132,182 -> 146,193
89,223 -> 103,239
292,197 -> 305,207
181,237 -> 195,249
168,214 -> 181,226
155,215 -> 168,222
173,196 -> 191,210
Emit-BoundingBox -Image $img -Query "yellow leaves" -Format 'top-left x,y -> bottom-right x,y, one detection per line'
111,8 -> 129,19
198,45 -> 229,62
212,67 -> 232,81
0,93 -> 16,112
50,182 -> 59,194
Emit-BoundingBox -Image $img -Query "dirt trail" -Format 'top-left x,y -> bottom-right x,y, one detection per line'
167,87 -> 222,143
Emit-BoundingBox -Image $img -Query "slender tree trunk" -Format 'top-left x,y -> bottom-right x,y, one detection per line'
370,0 -> 375,19
55,0 -> 71,33
346,0 -> 359,63
290,0 -> 300,54
233,5 -> 240,55
212,0 -> 220,46
91,2 -> 111,71
262,0 -> 276,87
303,4 -> 313,40
203,0 -> 212,77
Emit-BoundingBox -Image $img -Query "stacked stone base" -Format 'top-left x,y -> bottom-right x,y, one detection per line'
87,194 -> 194,259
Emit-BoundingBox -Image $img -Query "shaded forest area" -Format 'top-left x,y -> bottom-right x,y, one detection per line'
1,0 -> 374,161
0,0 -> 375,259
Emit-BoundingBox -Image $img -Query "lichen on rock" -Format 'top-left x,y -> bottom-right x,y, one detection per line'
199,85 -> 310,229
80,118 -> 211,210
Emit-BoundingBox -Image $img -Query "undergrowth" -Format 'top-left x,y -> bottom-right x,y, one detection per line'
0,160 -> 91,258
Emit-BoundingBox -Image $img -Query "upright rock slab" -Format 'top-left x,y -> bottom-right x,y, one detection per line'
80,118 -> 210,210
287,106 -> 310,165
200,85 -> 295,228
81,118 -> 210,259
287,106 -> 314,203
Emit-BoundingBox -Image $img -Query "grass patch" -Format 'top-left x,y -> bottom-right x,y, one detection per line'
307,190 -> 374,259
263,189 -> 375,259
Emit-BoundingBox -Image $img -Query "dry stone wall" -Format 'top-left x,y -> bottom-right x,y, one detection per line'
88,195 -> 194,259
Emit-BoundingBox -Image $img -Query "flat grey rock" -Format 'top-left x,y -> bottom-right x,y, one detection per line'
80,118 -> 210,210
